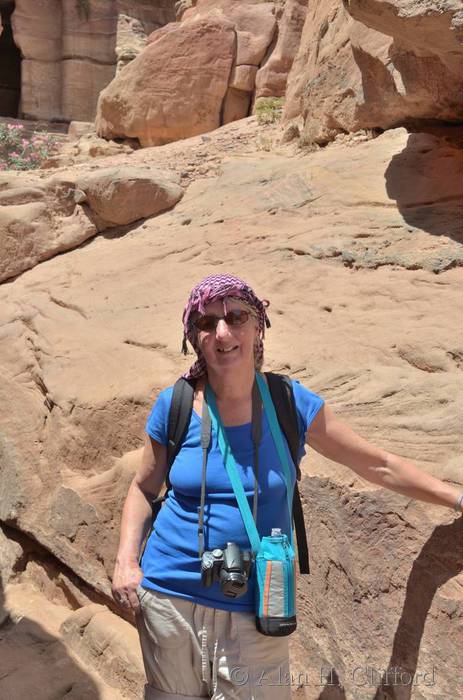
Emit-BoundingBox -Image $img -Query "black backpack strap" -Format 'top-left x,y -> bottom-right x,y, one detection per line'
150,377 -> 196,523
166,377 -> 196,486
265,372 -> 310,574
265,372 -> 300,478
142,378 -> 196,564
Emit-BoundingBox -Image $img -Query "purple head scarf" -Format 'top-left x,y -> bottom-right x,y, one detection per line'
181,273 -> 271,379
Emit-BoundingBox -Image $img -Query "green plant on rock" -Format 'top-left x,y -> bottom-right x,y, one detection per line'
254,97 -> 285,125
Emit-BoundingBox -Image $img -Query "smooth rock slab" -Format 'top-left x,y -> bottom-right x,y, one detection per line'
76,166 -> 183,226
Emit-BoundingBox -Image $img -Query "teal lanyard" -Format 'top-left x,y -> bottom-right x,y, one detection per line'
205,373 -> 294,553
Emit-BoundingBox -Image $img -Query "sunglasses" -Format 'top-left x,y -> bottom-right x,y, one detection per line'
193,309 -> 251,332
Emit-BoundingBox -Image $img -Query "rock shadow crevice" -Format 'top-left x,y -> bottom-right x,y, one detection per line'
0,0 -> 21,118
385,131 -> 463,244
371,516 -> 463,700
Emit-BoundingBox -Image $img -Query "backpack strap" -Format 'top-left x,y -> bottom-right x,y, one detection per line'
265,372 -> 310,574
166,377 -> 196,485
150,377 -> 196,522
265,372 -> 300,479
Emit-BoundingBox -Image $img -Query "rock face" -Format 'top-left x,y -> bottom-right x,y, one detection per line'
96,0 -> 277,144
1,118 -> 463,696
255,0 -> 307,99
285,0 -> 463,144
0,165 -> 183,282
96,15 -> 237,146
6,0 -> 176,121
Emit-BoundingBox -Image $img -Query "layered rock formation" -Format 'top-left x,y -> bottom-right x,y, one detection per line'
4,0 -> 463,138
2,1 -> 463,698
96,0 -> 279,145
6,0 -> 176,121
285,0 -> 463,144
1,117 -> 463,698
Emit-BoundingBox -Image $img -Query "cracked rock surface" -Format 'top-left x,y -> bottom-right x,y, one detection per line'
1,118 -> 463,699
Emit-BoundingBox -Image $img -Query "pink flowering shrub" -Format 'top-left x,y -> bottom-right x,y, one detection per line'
0,122 -> 59,171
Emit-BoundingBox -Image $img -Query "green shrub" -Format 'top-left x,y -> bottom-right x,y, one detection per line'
0,122 -> 59,171
254,97 -> 285,125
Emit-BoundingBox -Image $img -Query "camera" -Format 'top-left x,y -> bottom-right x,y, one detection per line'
200,542 -> 253,598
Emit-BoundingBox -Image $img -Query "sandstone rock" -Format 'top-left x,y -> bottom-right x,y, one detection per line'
0,526 -> 22,587
0,192 -> 97,282
229,64 -> 258,92
68,121 -> 96,139
0,166 -> 182,282
76,166 -> 183,225
10,0 -> 176,121
61,604 -> 145,697
285,0 -> 463,144
96,16 -> 236,146
184,0 -> 277,65
97,1 -> 278,144
116,13 -> 148,72
222,87 -> 251,124
255,0 -> 307,98
2,584 -> 129,699
1,121 -> 463,698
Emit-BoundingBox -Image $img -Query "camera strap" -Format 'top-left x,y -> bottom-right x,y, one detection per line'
198,382 -> 261,556
205,373 -> 293,554
199,378 -> 263,556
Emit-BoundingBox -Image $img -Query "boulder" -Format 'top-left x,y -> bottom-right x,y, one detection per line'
76,166 -> 183,225
95,16 -> 236,146
285,0 -> 463,144
97,1 -> 278,141
0,166 -> 182,282
229,64 -> 258,93
183,0 -> 276,66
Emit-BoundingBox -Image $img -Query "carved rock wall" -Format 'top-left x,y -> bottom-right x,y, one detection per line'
9,0 -> 176,121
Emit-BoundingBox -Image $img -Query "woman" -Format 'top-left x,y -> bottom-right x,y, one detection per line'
112,273 -> 462,700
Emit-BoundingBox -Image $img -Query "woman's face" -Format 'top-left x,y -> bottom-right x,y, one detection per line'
195,297 -> 259,375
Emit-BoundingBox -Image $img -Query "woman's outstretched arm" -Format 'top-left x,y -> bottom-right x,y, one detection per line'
306,404 -> 462,511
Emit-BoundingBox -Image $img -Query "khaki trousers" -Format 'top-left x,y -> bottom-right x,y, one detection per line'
136,586 -> 292,700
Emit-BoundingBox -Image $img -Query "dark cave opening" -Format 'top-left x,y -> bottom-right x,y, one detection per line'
0,1 -> 21,118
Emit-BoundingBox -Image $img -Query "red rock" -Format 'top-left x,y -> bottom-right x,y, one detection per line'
255,0 -> 307,98
95,16 -> 236,146
285,0 -> 463,144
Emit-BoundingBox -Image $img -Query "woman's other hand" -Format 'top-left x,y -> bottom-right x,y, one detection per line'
112,559 -> 144,612
112,434 -> 168,611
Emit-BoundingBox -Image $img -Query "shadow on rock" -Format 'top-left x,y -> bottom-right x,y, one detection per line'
371,516 -> 463,700
316,668 -> 347,699
0,576 -> 102,700
385,131 -> 463,244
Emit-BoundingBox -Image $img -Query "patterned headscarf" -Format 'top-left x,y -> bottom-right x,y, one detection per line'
182,273 -> 271,379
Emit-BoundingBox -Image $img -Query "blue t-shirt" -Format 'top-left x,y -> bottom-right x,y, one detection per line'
140,380 -> 324,612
